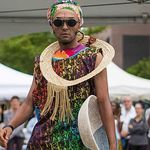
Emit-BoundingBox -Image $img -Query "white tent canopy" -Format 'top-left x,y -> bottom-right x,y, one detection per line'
0,63 -> 33,99
1,62 -> 150,100
107,62 -> 150,98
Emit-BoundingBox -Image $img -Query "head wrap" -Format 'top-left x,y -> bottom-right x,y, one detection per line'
47,0 -> 84,26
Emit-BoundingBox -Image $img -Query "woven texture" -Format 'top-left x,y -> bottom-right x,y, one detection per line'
40,35 -> 115,87
78,95 -> 109,150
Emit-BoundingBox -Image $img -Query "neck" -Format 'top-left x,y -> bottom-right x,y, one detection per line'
135,114 -> 143,120
58,39 -> 79,50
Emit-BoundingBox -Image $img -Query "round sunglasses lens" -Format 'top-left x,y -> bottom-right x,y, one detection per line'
67,19 -> 77,27
53,19 -> 63,27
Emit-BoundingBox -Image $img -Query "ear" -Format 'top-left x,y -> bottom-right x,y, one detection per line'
48,19 -> 52,26
78,24 -> 81,30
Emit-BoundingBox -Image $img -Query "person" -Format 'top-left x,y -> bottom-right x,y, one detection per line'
120,96 -> 136,150
3,96 -> 25,150
22,114 -> 38,150
0,105 -> 4,129
111,101 -> 122,150
128,102 -> 148,150
0,0 -> 116,149
25,113 -> 38,143
0,106 -> 3,124
145,107 -> 150,149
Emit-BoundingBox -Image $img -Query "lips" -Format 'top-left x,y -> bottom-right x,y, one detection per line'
61,33 -> 69,36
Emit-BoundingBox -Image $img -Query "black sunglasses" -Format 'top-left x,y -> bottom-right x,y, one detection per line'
51,19 -> 79,27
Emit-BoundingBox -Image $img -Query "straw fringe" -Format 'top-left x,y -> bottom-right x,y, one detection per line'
41,82 -> 73,122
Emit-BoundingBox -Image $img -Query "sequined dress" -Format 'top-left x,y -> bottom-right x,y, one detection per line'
27,43 -> 100,150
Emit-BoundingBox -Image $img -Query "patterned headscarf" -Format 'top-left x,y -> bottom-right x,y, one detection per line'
47,0 -> 84,26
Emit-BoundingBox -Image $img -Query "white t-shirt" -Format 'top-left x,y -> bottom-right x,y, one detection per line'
120,105 -> 136,133
145,108 -> 150,138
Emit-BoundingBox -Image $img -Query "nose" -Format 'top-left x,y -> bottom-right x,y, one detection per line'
62,22 -> 68,30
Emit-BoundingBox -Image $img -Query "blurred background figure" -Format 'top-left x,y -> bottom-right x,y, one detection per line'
111,101 -> 122,150
4,96 -> 25,150
22,113 -> 37,150
0,105 -> 4,124
0,105 -> 5,130
120,96 -> 136,150
145,107 -> 150,150
128,102 -> 148,150
0,105 -> 5,150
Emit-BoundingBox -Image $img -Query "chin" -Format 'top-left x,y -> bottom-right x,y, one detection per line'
59,39 -> 73,44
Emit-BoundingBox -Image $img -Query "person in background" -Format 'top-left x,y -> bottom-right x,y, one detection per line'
0,106 -> 3,123
3,96 -> 25,150
22,113 -> 38,150
111,101 -> 122,150
120,96 -> 136,150
145,107 -> 150,149
0,105 -> 4,129
25,113 -> 38,143
128,102 -> 148,150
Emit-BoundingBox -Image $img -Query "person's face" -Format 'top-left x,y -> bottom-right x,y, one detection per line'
123,98 -> 132,110
135,104 -> 143,116
51,9 -> 80,44
10,99 -> 20,112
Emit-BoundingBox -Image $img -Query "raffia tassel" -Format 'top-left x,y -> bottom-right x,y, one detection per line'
41,82 -> 73,122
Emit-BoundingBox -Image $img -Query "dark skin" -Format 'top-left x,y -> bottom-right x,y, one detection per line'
0,9 -> 116,150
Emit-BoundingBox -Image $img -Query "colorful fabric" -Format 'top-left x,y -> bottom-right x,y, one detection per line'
47,0 -> 84,26
27,45 -> 101,149
53,44 -> 87,60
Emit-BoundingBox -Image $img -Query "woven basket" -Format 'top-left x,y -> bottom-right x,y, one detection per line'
78,95 -> 109,150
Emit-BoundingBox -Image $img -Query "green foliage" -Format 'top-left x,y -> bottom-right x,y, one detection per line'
127,58 -> 150,79
0,26 -> 105,74
0,32 -> 56,74
82,26 -> 106,35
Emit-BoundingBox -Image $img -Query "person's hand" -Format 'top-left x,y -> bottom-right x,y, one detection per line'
120,130 -> 128,137
128,124 -> 133,129
0,127 -> 13,148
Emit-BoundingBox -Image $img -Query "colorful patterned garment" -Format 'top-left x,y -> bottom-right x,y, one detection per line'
27,43 -> 102,150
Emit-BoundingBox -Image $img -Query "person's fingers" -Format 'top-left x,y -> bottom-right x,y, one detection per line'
0,140 -> 7,148
0,129 -> 8,148
5,128 -> 12,140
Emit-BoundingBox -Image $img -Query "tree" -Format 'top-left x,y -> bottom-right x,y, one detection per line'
127,58 -> 150,79
0,26 -> 106,74
0,32 -> 56,74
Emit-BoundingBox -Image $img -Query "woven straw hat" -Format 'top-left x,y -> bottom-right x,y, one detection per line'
78,95 -> 109,150
40,35 -> 115,87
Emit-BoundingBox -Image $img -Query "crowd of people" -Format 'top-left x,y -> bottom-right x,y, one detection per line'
0,95 -> 149,150
111,96 -> 150,150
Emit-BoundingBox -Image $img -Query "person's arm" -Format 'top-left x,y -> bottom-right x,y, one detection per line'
128,119 -> 148,135
94,53 -> 116,150
0,77 -> 36,147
